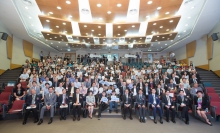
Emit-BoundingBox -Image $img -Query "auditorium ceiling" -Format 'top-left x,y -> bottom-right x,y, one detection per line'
11,0 -> 207,52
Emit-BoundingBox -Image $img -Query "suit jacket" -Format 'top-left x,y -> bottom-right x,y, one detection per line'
78,77 -> 84,82
58,94 -> 69,105
122,94 -> 132,104
153,78 -> 160,85
162,78 -> 170,85
178,88 -> 190,97
136,94 -> 146,105
156,88 -> 164,97
137,82 -> 145,90
25,94 -> 41,107
52,82 -> 59,88
119,86 -> 130,96
162,95 -> 174,106
28,87 -> 41,95
143,86 -> 151,97
148,82 -> 156,89
148,94 -> 160,106
194,96 -> 208,110
189,78 -> 201,85
171,77 -> 180,85
131,87 -> 139,96
177,95 -> 189,106
44,93 -> 57,106
72,93 -> 83,104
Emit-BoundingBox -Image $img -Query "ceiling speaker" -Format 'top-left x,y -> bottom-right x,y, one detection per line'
211,33 -> 219,41
1,33 -> 8,41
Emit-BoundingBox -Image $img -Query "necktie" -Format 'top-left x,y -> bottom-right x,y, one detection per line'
64,95 -> 66,104
126,95 -> 128,103
77,94 -> 79,103
32,95 -> 35,105
49,93 -> 51,98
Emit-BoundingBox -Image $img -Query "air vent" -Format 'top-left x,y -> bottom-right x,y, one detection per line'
119,38 -> 125,42
81,9 -> 90,14
93,38 -> 99,41
129,9 -> 138,15
146,37 -> 151,40
68,37 -> 73,39
22,0 -> 33,6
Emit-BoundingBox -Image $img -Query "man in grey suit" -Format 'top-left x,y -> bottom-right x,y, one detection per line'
28,81 -> 41,95
38,87 -> 57,125
190,83 -> 203,97
136,89 -> 146,123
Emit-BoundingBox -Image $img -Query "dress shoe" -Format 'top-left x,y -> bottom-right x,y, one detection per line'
60,116 -> 63,120
185,121 -> 189,125
142,118 -> 146,123
77,117 -> 80,121
154,119 -> 157,124
34,119 -> 39,123
73,117 -> 76,121
98,116 -> 101,120
48,118 -> 53,124
123,116 -> 126,120
37,119 -> 43,125
109,110 -> 112,113
160,119 -> 163,124
130,116 -> 133,120
139,118 -> 142,123
172,120 -> 176,123
166,119 -> 169,122
63,117 -> 66,120
115,110 -> 118,113
22,121 -> 26,125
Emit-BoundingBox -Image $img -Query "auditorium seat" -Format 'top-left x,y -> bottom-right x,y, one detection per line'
210,102 -> 220,120
206,87 -> 216,93
203,82 -> 212,87
20,81 -> 27,90
0,92 -> 11,105
3,86 -> 14,93
8,100 -> 25,114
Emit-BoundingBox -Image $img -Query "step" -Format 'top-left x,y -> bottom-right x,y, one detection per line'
95,112 -> 122,118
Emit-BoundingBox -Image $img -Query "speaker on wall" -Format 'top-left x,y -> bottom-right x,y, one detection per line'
211,33 -> 219,41
1,33 -> 8,41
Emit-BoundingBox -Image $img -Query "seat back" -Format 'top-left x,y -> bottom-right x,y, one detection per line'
0,92 -> 11,101
9,100 -> 25,112
209,93 -> 220,102
20,82 -> 27,90
4,86 -> 14,93
206,87 -> 216,93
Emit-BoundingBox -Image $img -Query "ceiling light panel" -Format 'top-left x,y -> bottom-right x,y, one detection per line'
41,31 -> 68,42
78,23 -> 106,37
113,23 -> 140,37
151,32 -> 178,42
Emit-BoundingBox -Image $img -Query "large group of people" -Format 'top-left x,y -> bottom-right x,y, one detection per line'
12,52 -> 212,126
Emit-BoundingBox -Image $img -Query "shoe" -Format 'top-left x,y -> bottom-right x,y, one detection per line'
60,117 -> 63,120
207,119 -> 212,126
140,118 -> 142,123
166,119 -> 169,122
73,117 -> 76,121
160,119 -> 163,124
130,116 -> 133,120
63,117 -> 66,120
77,117 -> 80,121
142,118 -> 146,123
123,116 -> 126,120
154,119 -> 157,124
109,110 -> 112,113
115,110 -> 118,113
48,118 -> 53,124
172,120 -> 176,123
37,119 -> 43,125
98,116 -> 101,120
34,119 -> 39,123
185,121 -> 189,125
22,121 -> 26,125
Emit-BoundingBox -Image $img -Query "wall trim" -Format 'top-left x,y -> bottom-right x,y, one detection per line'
197,64 -> 209,71
213,70 -> 220,77
0,69 -> 6,75
10,64 -> 22,70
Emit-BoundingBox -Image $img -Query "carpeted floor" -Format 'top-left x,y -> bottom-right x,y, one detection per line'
0,116 -> 219,133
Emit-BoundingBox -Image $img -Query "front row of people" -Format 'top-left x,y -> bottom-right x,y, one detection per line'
22,87 -> 212,126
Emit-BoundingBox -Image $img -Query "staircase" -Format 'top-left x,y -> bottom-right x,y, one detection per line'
196,68 -> 220,95
0,67 -> 22,90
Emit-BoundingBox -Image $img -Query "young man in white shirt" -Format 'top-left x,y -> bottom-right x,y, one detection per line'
19,70 -> 29,82
55,82 -> 64,96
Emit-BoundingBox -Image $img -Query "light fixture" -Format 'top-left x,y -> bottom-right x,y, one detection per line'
29,17 -> 32,19
98,26 -> 101,28
66,44 -> 68,45
87,38 -> 89,39
158,42 -> 160,44
146,15 -> 150,18
63,22 -> 66,25
191,6 -> 194,9
91,30 -> 94,32
57,6 -> 61,10
45,39 -> 48,41
31,24 -> 34,26
57,46 -> 58,47
61,49 -> 62,50
118,34 -> 120,35
118,26 -> 121,28
169,34 -> 172,36
25,7 -> 28,9
124,30 -> 127,32
184,30 -> 186,32
165,44 -> 167,45
56,26 -> 59,28
169,20 -> 173,23
132,25 -> 135,27
69,15 -> 72,18
166,29 -> 169,31
46,20 -> 50,22
148,1 -> 153,4
161,47 -> 163,48
155,40 -> 157,41
178,35 -> 180,37
160,26 -> 163,28
162,37 -> 165,39
66,1 -> 71,4
157,7 -> 162,10
99,18 -> 102,20
188,16 -> 191,19
107,11 -> 111,14
185,24 -> 188,26
165,12 -> 170,14
51,43 -> 53,44
50,38 -> 52,39
84,25 -> 87,27
117,4 -> 122,7
153,23 -> 156,25
171,40 -> 173,42
55,37 -> 57,38
140,38 -> 142,39
98,34 -> 101,35
47,34 -> 49,35
97,4 -> 101,7
59,42 -> 60,43
157,36 -> 159,37
49,12 -> 53,14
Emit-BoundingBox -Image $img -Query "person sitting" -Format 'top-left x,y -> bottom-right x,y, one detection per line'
131,84 -> 139,105
122,89 -> 133,120
162,90 -> 176,123
55,82 -> 64,96
194,91 -> 212,126
148,88 -> 163,124
98,91 -> 109,120
13,82 -> 25,101
177,90 -> 189,125
136,89 -> 146,123
167,79 -> 177,93
23,89 -> 41,125
109,91 -> 119,113
72,88 -> 83,121
19,70 -> 29,82
58,89 -> 69,120
86,90 -> 95,119
38,87 -> 57,125
28,81 -> 41,95
190,83 -> 203,97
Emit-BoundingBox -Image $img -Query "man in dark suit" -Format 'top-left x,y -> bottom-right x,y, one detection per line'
189,74 -> 201,85
171,74 -> 180,85
122,89 -> 133,120
162,90 -> 176,123
148,88 -> 163,124
137,79 -> 145,90
23,89 -> 41,125
72,88 -> 83,121
58,89 -> 69,120
177,90 -> 189,125
136,89 -> 146,123
131,84 -> 139,105
78,74 -> 84,82
119,82 -> 129,100
162,75 -> 169,85
148,78 -> 156,89
52,78 -> 59,88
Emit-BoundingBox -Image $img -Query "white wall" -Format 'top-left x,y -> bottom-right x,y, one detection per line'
174,45 -> 186,60
188,35 -> 208,66
0,21 -> 11,70
208,20 -> 220,71
11,36 -> 30,64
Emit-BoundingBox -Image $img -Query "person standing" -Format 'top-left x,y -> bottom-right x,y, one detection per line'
39,51 -> 43,62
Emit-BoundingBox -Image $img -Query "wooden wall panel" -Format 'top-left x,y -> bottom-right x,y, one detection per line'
23,40 -> 33,59
207,36 -> 213,60
197,64 -> 209,71
0,69 -> 6,75
186,40 -> 196,58
214,70 -> 220,77
7,36 -> 13,59
10,64 -> 22,69
179,58 -> 188,65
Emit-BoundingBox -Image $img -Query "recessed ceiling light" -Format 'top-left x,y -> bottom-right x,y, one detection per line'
98,26 -> 101,28
132,25 -> 135,27
191,6 -> 194,9
169,34 -> 172,36
57,6 -> 61,10
140,38 -> 142,39
161,47 -> 163,48
97,4 -> 101,7
107,11 -> 111,14
66,1 -> 71,4
184,30 -> 186,32
46,20 -> 50,22
153,23 -> 156,25
51,43 -> 53,44
87,38 -> 89,39
185,24 -> 188,26
165,12 -> 169,14
146,15 -> 150,18
49,12 -> 53,14
188,16 -> 191,19
69,15 -> 72,18
117,4 -> 122,7
148,1 -> 153,4
50,38 -> 52,39
165,44 -> 167,45
158,42 -> 160,44
47,34 -> 49,35
56,26 -> 59,28
54,37 -> 57,38
157,7 -> 162,10
91,30 -> 94,32
167,38 -> 170,40
166,29 -> 169,31
25,7 -> 28,9
155,40 -> 157,41
157,49 -> 158,50
63,23 -> 66,25
61,49 -> 62,50
84,25 -> 87,27
103,39 -> 105,40
66,44 -> 68,45
118,34 -> 120,35
50,29 -> 52,31
58,42 -> 60,43
29,17 -> 32,19
57,46 -> 58,47
98,34 -> 101,35
171,40 -> 173,42
118,26 -> 121,28
99,18 -> 102,20
124,30 -> 127,32
169,20 -> 173,23
157,36 -> 159,37
178,35 -> 180,37
160,26 -> 163,28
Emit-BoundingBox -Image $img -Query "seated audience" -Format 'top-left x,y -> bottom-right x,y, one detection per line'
86,90 -> 95,119
58,89 -> 69,120
13,82 -> 25,101
98,91 -> 109,120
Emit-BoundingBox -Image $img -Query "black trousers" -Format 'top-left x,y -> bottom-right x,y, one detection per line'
138,106 -> 146,118
98,103 -> 108,117
179,106 -> 189,121
123,105 -> 132,117
164,107 -> 176,120
60,108 -> 67,117
24,108 -> 38,121
73,105 -> 81,117
40,56 -> 43,62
